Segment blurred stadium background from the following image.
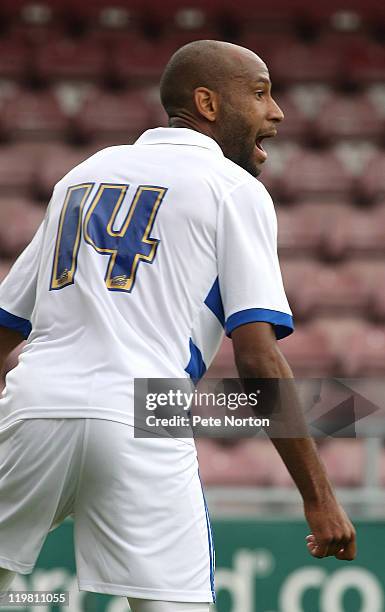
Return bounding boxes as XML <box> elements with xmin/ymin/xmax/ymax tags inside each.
<box><xmin>0</xmin><ymin>0</ymin><xmax>384</xmax><ymax>610</ymax></box>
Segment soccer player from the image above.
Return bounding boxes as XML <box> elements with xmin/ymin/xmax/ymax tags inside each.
<box><xmin>0</xmin><ymin>40</ymin><xmax>355</xmax><ymax>611</ymax></box>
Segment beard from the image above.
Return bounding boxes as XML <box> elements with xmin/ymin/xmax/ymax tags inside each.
<box><xmin>215</xmin><ymin>102</ymin><xmax>261</xmax><ymax>177</ymax></box>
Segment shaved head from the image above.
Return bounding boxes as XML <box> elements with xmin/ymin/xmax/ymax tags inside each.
<box><xmin>159</xmin><ymin>40</ymin><xmax>284</xmax><ymax>177</ymax></box>
<box><xmin>160</xmin><ymin>40</ymin><xmax>265</xmax><ymax>118</ymax></box>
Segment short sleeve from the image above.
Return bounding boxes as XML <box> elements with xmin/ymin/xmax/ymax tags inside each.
<box><xmin>217</xmin><ymin>179</ymin><xmax>294</xmax><ymax>340</ymax></box>
<box><xmin>0</xmin><ymin>222</ymin><xmax>45</xmax><ymax>339</ymax></box>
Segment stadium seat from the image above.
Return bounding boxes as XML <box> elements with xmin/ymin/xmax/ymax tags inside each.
<box><xmin>349</xmin><ymin>42</ymin><xmax>385</xmax><ymax>86</ymax></box>
<box><xmin>368</xmin><ymin>259</ymin><xmax>385</xmax><ymax>320</ymax></box>
<box><xmin>196</xmin><ymin>438</ymin><xmax>290</xmax><ymax>486</ymax></box>
<box><xmin>74</xmin><ymin>89</ymin><xmax>152</xmax><ymax>143</ymax></box>
<box><xmin>358</xmin><ymin>152</ymin><xmax>385</xmax><ymax>203</ymax></box>
<box><xmin>277</xmin><ymin>201</ymin><xmax>351</xmax><ymax>258</ymax></box>
<box><xmin>140</xmin><ymin>0</ymin><xmax>224</xmax><ymax>29</ymax></box>
<box><xmin>313</xmin><ymin>93</ymin><xmax>384</xmax><ymax>143</ymax></box>
<box><xmin>371</xmin><ymin>285</ymin><xmax>385</xmax><ymax>322</ymax></box>
<box><xmin>0</xmin><ymin>198</ymin><xmax>45</xmax><ymax>257</ymax></box>
<box><xmin>263</xmin><ymin>444</ymin><xmax>293</xmax><ymax>487</ymax></box>
<box><xmin>146</xmin><ymin>94</ymin><xmax>168</xmax><ymax>129</ymax></box>
<box><xmin>272</xmin><ymin>92</ymin><xmax>311</xmax><ymax>142</ymax></box>
<box><xmin>111</xmin><ymin>37</ymin><xmax>179</xmax><ymax>83</ymax></box>
<box><xmin>267</xmin><ymin>40</ymin><xmax>343</xmax><ymax>86</ymax></box>
<box><xmin>238</xmin><ymin>32</ymin><xmax>290</xmax><ymax>61</ymax></box>
<box><xmin>340</xmin><ymin>324</ymin><xmax>385</xmax><ymax>376</ymax></box>
<box><xmin>196</xmin><ymin>439</ymin><xmax>253</xmax><ymax>486</ymax></box>
<box><xmin>281</xmin><ymin>259</ymin><xmax>320</xmax><ymax>311</ymax></box>
<box><xmin>326</xmin><ymin>204</ymin><xmax>385</xmax><ymax>259</ymax></box>
<box><xmin>319</xmin><ymin>440</ymin><xmax>365</xmax><ymax>487</ymax></box>
<box><xmin>280</xmin><ymin>149</ymin><xmax>354</xmax><ymax>201</ymax></box>
<box><xmin>34</xmin><ymin>36</ymin><xmax>107</xmax><ymax>82</ymax></box>
<box><xmin>0</xmin><ymin>89</ymin><xmax>70</xmax><ymax>141</ymax></box>
<box><xmin>0</xmin><ymin>36</ymin><xmax>29</xmax><ymax>79</ymax></box>
<box><xmin>0</xmin><ymin>145</ymin><xmax>37</xmax><ymax>196</ymax></box>
<box><xmin>62</xmin><ymin>0</ymin><xmax>143</xmax><ymax>32</ymax></box>
<box><xmin>311</xmin><ymin>315</ymin><xmax>369</xmax><ymax>358</ymax></box>
<box><xmin>206</xmin><ymin>337</ymin><xmax>237</xmax><ymax>378</ymax></box>
<box><xmin>286</xmin><ymin>261</ymin><xmax>374</xmax><ymax>319</ymax></box>
<box><xmin>256</xmin><ymin>166</ymin><xmax>282</xmax><ymax>200</ymax></box>
<box><xmin>279</xmin><ymin>323</ymin><xmax>338</xmax><ymax>377</ymax></box>
<box><xmin>36</xmin><ymin>145</ymin><xmax>94</xmax><ymax>198</ymax></box>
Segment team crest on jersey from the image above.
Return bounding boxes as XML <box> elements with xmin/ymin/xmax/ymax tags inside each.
<box><xmin>58</xmin><ymin>269</ymin><xmax>69</xmax><ymax>283</ymax></box>
<box><xmin>110</xmin><ymin>275</ymin><xmax>128</xmax><ymax>287</ymax></box>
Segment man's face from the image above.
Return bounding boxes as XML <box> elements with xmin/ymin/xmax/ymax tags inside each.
<box><xmin>214</xmin><ymin>57</ymin><xmax>284</xmax><ymax>177</ymax></box>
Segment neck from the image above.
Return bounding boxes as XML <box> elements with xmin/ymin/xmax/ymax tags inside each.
<box><xmin>168</xmin><ymin>114</ymin><xmax>219</xmax><ymax>144</ymax></box>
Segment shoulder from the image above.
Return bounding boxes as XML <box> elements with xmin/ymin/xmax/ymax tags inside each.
<box><xmin>199</xmin><ymin>153</ymin><xmax>273</xmax><ymax>211</ymax></box>
<box><xmin>220</xmin><ymin>162</ymin><xmax>275</xmax><ymax>218</ymax></box>
<box><xmin>219</xmin><ymin>157</ymin><xmax>272</xmax><ymax>201</ymax></box>
<box><xmin>54</xmin><ymin>145</ymin><xmax>132</xmax><ymax>189</ymax></box>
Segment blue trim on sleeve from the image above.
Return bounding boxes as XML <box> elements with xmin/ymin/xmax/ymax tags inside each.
<box><xmin>204</xmin><ymin>277</ymin><xmax>225</xmax><ymax>327</ymax></box>
<box><xmin>226</xmin><ymin>308</ymin><xmax>294</xmax><ymax>340</ymax></box>
<box><xmin>0</xmin><ymin>308</ymin><xmax>32</xmax><ymax>339</ymax></box>
<box><xmin>184</xmin><ymin>338</ymin><xmax>207</xmax><ymax>384</ymax></box>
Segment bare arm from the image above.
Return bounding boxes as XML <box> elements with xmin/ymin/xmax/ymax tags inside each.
<box><xmin>232</xmin><ymin>321</ymin><xmax>356</xmax><ymax>561</ymax></box>
<box><xmin>0</xmin><ymin>327</ymin><xmax>24</xmax><ymax>376</ymax></box>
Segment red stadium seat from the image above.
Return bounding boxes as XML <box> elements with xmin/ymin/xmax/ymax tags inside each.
<box><xmin>267</xmin><ymin>40</ymin><xmax>343</xmax><ymax>86</ymax></box>
<box><xmin>285</xmin><ymin>261</ymin><xmax>373</xmax><ymax>319</ymax></box>
<box><xmin>368</xmin><ymin>259</ymin><xmax>385</xmax><ymax>320</ymax></box>
<box><xmin>147</xmin><ymin>96</ymin><xmax>168</xmax><ymax>129</ymax></box>
<box><xmin>371</xmin><ymin>285</ymin><xmax>385</xmax><ymax>323</ymax></box>
<box><xmin>358</xmin><ymin>152</ymin><xmax>385</xmax><ymax>203</ymax></box>
<box><xmin>111</xmin><ymin>37</ymin><xmax>178</xmax><ymax>83</ymax></box>
<box><xmin>272</xmin><ymin>93</ymin><xmax>311</xmax><ymax>142</ymax></box>
<box><xmin>0</xmin><ymin>89</ymin><xmax>69</xmax><ymax>141</ymax></box>
<box><xmin>326</xmin><ymin>204</ymin><xmax>385</xmax><ymax>259</ymax></box>
<box><xmin>0</xmin><ymin>198</ymin><xmax>45</xmax><ymax>257</ymax></box>
<box><xmin>0</xmin><ymin>145</ymin><xmax>37</xmax><ymax>196</ymax></box>
<box><xmin>196</xmin><ymin>438</ymin><xmax>290</xmax><ymax>487</ymax></box>
<box><xmin>139</xmin><ymin>0</ymin><xmax>224</xmax><ymax>28</ymax></box>
<box><xmin>349</xmin><ymin>42</ymin><xmax>385</xmax><ymax>86</ymax></box>
<box><xmin>34</xmin><ymin>36</ymin><xmax>107</xmax><ymax>82</ymax></box>
<box><xmin>74</xmin><ymin>89</ymin><xmax>152</xmax><ymax>143</ymax></box>
<box><xmin>280</xmin><ymin>323</ymin><xmax>338</xmax><ymax>377</ymax></box>
<box><xmin>280</xmin><ymin>149</ymin><xmax>354</xmax><ymax>201</ymax></box>
<box><xmin>319</xmin><ymin>440</ymin><xmax>364</xmax><ymax>487</ymax></box>
<box><xmin>340</xmin><ymin>325</ymin><xmax>385</xmax><ymax>376</ymax></box>
<box><xmin>277</xmin><ymin>201</ymin><xmax>351</xmax><ymax>258</ymax></box>
<box><xmin>206</xmin><ymin>337</ymin><xmax>237</xmax><ymax>378</ymax></box>
<box><xmin>0</xmin><ymin>36</ymin><xmax>28</xmax><ymax>79</ymax></box>
<box><xmin>36</xmin><ymin>145</ymin><xmax>94</xmax><ymax>198</ymax></box>
<box><xmin>311</xmin><ymin>316</ymin><xmax>368</xmax><ymax>357</ymax></box>
<box><xmin>313</xmin><ymin>93</ymin><xmax>384</xmax><ymax>143</ymax></box>
<box><xmin>281</xmin><ymin>259</ymin><xmax>321</xmax><ymax>312</ymax></box>
<box><xmin>256</xmin><ymin>166</ymin><xmax>282</xmax><ymax>200</ymax></box>
<box><xmin>196</xmin><ymin>439</ymin><xmax>250</xmax><ymax>486</ymax></box>
<box><xmin>238</xmin><ymin>32</ymin><xmax>284</xmax><ymax>62</ymax></box>
<box><xmin>283</xmin><ymin>259</ymin><xmax>379</xmax><ymax>319</ymax></box>
<box><xmin>63</xmin><ymin>0</ymin><xmax>143</xmax><ymax>31</ymax></box>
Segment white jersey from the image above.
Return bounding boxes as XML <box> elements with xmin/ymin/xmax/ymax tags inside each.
<box><xmin>0</xmin><ymin>128</ymin><xmax>293</xmax><ymax>427</ymax></box>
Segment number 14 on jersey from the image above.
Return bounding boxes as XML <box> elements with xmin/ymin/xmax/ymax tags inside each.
<box><xmin>50</xmin><ymin>182</ymin><xmax>167</xmax><ymax>293</ymax></box>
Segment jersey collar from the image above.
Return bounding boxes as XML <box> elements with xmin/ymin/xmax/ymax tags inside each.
<box><xmin>134</xmin><ymin>127</ymin><xmax>224</xmax><ymax>156</ymax></box>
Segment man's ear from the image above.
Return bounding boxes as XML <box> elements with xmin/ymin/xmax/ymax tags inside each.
<box><xmin>193</xmin><ymin>87</ymin><xmax>219</xmax><ymax>122</ymax></box>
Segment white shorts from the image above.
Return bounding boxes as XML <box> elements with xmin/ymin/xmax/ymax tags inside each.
<box><xmin>0</xmin><ymin>419</ymin><xmax>215</xmax><ymax>603</ymax></box>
